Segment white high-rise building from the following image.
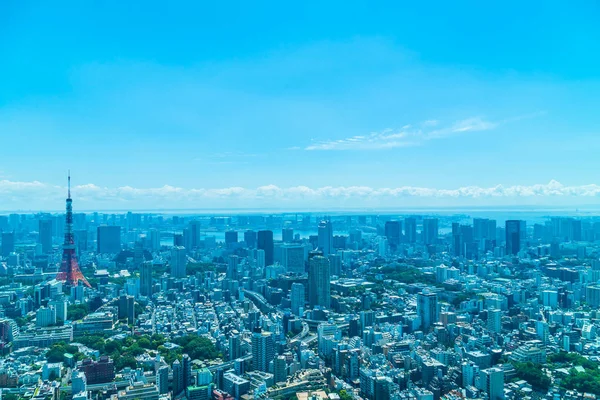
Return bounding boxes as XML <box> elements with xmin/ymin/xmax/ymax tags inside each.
<box><xmin>49</xmin><ymin>298</ymin><xmax>68</xmax><ymax>322</ymax></box>
<box><xmin>36</xmin><ymin>306</ymin><xmax>57</xmax><ymax>327</ymax></box>
<box><xmin>487</xmin><ymin>309</ymin><xmax>502</xmax><ymax>333</ymax></box>
<box><xmin>318</xmin><ymin>220</ymin><xmax>333</xmax><ymax>256</ymax></box>
<box><xmin>291</xmin><ymin>283</ymin><xmax>305</xmax><ymax>316</ymax></box>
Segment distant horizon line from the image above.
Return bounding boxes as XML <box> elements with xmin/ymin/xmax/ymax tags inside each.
<box><xmin>1</xmin><ymin>205</ymin><xmax>600</xmax><ymax>216</ymax></box>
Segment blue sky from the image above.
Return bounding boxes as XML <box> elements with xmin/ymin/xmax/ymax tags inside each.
<box><xmin>1</xmin><ymin>1</ymin><xmax>600</xmax><ymax>210</ymax></box>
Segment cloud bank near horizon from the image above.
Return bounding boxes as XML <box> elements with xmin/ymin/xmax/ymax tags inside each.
<box><xmin>1</xmin><ymin>179</ymin><xmax>600</xmax><ymax>211</ymax></box>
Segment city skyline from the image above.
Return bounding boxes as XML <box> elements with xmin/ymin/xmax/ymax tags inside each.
<box><xmin>2</xmin><ymin>2</ymin><xmax>600</xmax><ymax>210</ymax></box>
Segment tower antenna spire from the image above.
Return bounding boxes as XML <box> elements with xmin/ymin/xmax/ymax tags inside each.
<box><xmin>68</xmin><ymin>170</ymin><xmax>71</xmax><ymax>199</ymax></box>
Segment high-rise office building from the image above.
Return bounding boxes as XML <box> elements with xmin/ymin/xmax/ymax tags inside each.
<box><xmin>404</xmin><ymin>217</ymin><xmax>417</xmax><ymax>244</ymax></box>
<box><xmin>282</xmin><ymin>244</ymin><xmax>305</xmax><ymax>274</ymax></box>
<box><xmin>291</xmin><ymin>282</ymin><xmax>305</xmax><ymax>316</ymax></box>
<box><xmin>229</xmin><ymin>333</ymin><xmax>241</xmax><ymax>361</ymax></box>
<box><xmin>182</xmin><ymin>354</ymin><xmax>193</xmax><ymax>388</ymax></box>
<box><xmin>140</xmin><ymin>261</ymin><xmax>153</xmax><ymax>297</ymax></box>
<box><xmin>173</xmin><ymin>359</ymin><xmax>184</xmax><ymax>396</ymax></box>
<box><xmin>225</xmin><ymin>231</ymin><xmax>238</xmax><ymax>247</ymax></box>
<box><xmin>97</xmin><ymin>226</ymin><xmax>121</xmax><ymax>254</ymax></box>
<box><xmin>157</xmin><ymin>366</ymin><xmax>169</xmax><ymax>394</ymax></box>
<box><xmin>309</xmin><ymin>256</ymin><xmax>331</xmax><ymax>309</ymax></box>
<box><xmin>317</xmin><ymin>220</ymin><xmax>333</xmax><ymax>256</ymax></box>
<box><xmin>150</xmin><ymin>229</ymin><xmax>160</xmax><ymax>251</ymax></box>
<box><xmin>171</xmin><ymin>246</ymin><xmax>187</xmax><ymax>278</ymax></box>
<box><xmin>417</xmin><ymin>292</ymin><xmax>438</xmax><ymax>331</ymax></box>
<box><xmin>422</xmin><ymin>218</ymin><xmax>438</xmax><ymax>245</ymax></box>
<box><xmin>1</xmin><ymin>231</ymin><xmax>15</xmax><ymax>258</ymax></box>
<box><xmin>227</xmin><ymin>255</ymin><xmax>239</xmax><ymax>280</ymax></box>
<box><xmin>505</xmin><ymin>220</ymin><xmax>521</xmax><ymax>255</ymax></box>
<box><xmin>39</xmin><ymin>219</ymin><xmax>53</xmax><ymax>254</ymax></box>
<box><xmin>189</xmin><ymin>220</ymin><xmax>202</xmax><ymax>249</ymax></box>
<box><xmin>118</xmin><ymin>294</ymin><xmax>135</xmax><ymax>324</ymax></box>
<box><xmin>244</xmin><ymin>230</ymin><xmax>257</xmax><ymax>248</ymax></box>
<box><xmin>273</xmin><ymin>355</ymin><xmax>287</xmax><ymax>383</ymax></box>
<box><xmin>487</xmin><ymin>308</ymin><xmax>502</xmax><ymax>333</ymax></box>
<box><xmin>384</xmin><ymin>221</ymin><xmax>402</xmax><ymax>248</ymax></box>
<box><xmin>282</xmin><ymin>228</ymin><xmax>294</xmax><ymax>243</ymax></box>
<box><xmin>36</xmin><ymin>306</ymin><xmax>57</xmax><ymax>327</ymax></box>
<box><xmin>257</xmin><ymin>230</ymin><xmax>274</xmax><ymax>266</ymax></box>
<box><xmin>251</xmin><ymin>329</ymin><xmax>275</xmax><ymax>372</ymax></box>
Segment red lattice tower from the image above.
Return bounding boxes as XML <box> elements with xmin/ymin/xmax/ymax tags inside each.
<box><xmin>56</xmin><ymin>173</ymin><xmax>91</xmax><ymax>288</ymax></box>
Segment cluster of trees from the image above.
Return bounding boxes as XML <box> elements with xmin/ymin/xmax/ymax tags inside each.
<box><xmin>45</xmin><ymin>342</ymin><xmax>86</xmax><ymax>363</ymax></box>
<box><xmin>548</xmin><ymin>352</ymin><xmax>600</xmax><ymax>395</ymax></box>
<box><xmin>548</xmin><ymin>352</ymin><xmax>598</xmax><ymax>369</ymax></box>
<box><xmin>67</xmin><ymin>304</ymin><xmax>90</xmax><ymax>321</ymax></box>
<box><xmin>372</xmin><ymin>264</ymin><xmax>436</xmax><ymax>285</ymax></box>
<box><xmin>65</xmin><ymin>333</ymin><xmax>219</xmax><ymax>371</ymax></box>
<box><xmin>513</xmin><ymin>362</ymin><xmax>551</xmax><ymax>391</ymax></box>
<box><xmin>338</xmin><ymin>390</ymin><xmax>353</xmax><ymax>400</ymax></box>
<box><xmin>561</xmin><ymin>368</ymin><xmax>600</xmax><ymax>395</ymax></box>
<box><xmin>158</xmin><ymin>335</ymin><xmax>220</xmax><ymax>364</ymax></box>
<box><xmin>186</xmin><ymin>262</ymin><xmax>216</xmax><ymax>276</ymax></box>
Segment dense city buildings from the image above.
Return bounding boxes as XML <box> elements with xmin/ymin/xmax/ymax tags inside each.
<box><xmin>4</xmin><ymin>194</ymin><xmax>600</xmax><ymax>400</ymax></box>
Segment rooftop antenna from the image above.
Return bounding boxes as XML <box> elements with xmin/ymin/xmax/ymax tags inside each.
<box><xmin>68</xmin><ymin>170</ymin><xmax>71</xmax><ymax>199</ymax></box>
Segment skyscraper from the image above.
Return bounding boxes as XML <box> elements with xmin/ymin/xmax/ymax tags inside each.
<box><xmin>182</xmin><ymin>354</ymin><xmax>193</xmax><ymax>388</ymax></box>
<box><xmin>39</xmin><ymin>219</ymin><xmax>53</xmax><ymax>254</ymax></box>
<box><xmin>282</xmin><ymin>228</ymin><xmax>294</xmax><ymax>243</ymax></box>
<box><xmin>225</xmin><ymin>231</ymin><xmax>238</xmax><ymax>247</ymax></box>
<box><xmin>189</xmin><ymin>220</ymin><xmax>202</xmax><ymax>249</ymax></box>
<box><xmin>227</xmin><ymin>255</ymin><xmax>239</xmax><ymax>280</ymax></box>
<box><xmin>417</xmin><ymin>292</ymin><xmax>438</xmax><ymax>331</ymax></box>
<box><xmin>172</xmin><ymin>359</ymin><xmax>184</xmax><ymax>396</ymax></box>
<box><xmin>140</xmin><ymin>261</ymin><xmax>153</xmax><ymax>297</ymax></box>
<box><xmin>171</xmin><ymin>246</ymin><xmax>187</xmax><ymax>278</ymax></box>
<box><xmin>251</xmin><ymin>328</ymin><xmax>275</xmax><ymax>372</ymax></box>
<box><xmin>282</xmin><ymin>244</ymin><xmax>305</xmax><ymax>274</ymax></box>
<box><xmin>487</xmin><ymin>308</ymin><xmax>502</xmax><ymax>333</ymax></box>
<box><xmin>157</xmin><ymin>366</ymin><xmax>169</xmax><ymax>394</ymax></box>
<box><xmin>244</xmin><ymin>230</ymin><xmax>257</xmax><ymax>248</ymax></box>
<box><xmin>317</xmin><ymin>220</ymin><xmax>333</xmax><ymax>256</ymax></box>
<box><xmin>422</xmin><ymin>218</ymin><xmax>439</xmax><ymax>245</ymax></box>
<box><xmin>273</xmin><ymin>355</ymin><xmax>287</xmax><ymax>383</ymax></box>
<box><xmin>309</xmin><ymin>255</ymin><xmax>331</xmax><ymax>309</ymax></box>
<box><xmin>149</xmin><ymin>229</ymin><xmax>160</xmax><ymax>251</ymax></box>
<box><xmin>291</xmin><ymin>282</ymin><xmax>305</xmax><ymax>316</ymax></box>
<box><xmin>505</xmin><ymin>220</ymin><xmax>521</xmax><ymax>255</ymax></box>
<box><xmin>1</xmin><ymin>231</ymin><xmax>15</xmax><ymax>257</ymax></box>
<box><xmin>384</xmin><ymin>220</ymin><xmax>401</xmax><ymax>249</ymax></box>
<box><xmin>118</xmin><ymin>294</ymin><xmax>135</xmax><ymax>324</ymax></box>
<box><xmin>257</xmin><ymin>230</ymin><xmax>274</xmax><ymax>266</ymax></box>
<box><xmin>404</xmin><ymin>217</ymin><xmax>417</xmax><ymax>244</ymax></box>
<box><xmin>97</xmin><ymin>225</ymin><xmax>121</xmax><ymax>254</ymax></box>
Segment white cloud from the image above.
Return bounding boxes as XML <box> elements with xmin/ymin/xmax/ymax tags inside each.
<box><xmin>305</xmin><ymin>116</ymin><xmax>497</xmax><ymax>151</ymax></box>
<box><xmin>1</xmin><ymin>179</ymin><xmax>600</xmax><ymax>210</ymax></box>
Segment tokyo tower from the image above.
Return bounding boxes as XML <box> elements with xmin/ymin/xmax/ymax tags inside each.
<box><xmin>56</xmin><ymin>173</ymin><xmax>91</xmax><ymax>288</ymax></box>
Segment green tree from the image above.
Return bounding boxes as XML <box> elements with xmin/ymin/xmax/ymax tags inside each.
<box><xmin>513</xmin><ymin>362</ymin><xmax>551</xmax><ymax>391</ymax></box>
